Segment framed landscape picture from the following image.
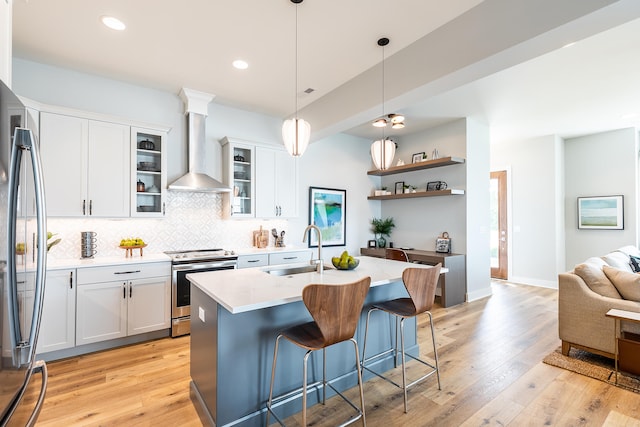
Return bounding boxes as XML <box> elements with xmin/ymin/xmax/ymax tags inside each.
<box><xmin>577</xmin><ymin>195</ymin><xmax>624</xmax><ymax>230</ymax></box>
<box><xmin>308</xmin><ymin>187</ymin><xmax>346</xmax><ymax>247</ymax></box>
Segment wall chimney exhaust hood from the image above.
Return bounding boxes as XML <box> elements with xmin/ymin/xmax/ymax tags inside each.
<box><xmin>168</xmin><ymin>88</ymin><xmax>231</xmax><ymax>193</ymax></box>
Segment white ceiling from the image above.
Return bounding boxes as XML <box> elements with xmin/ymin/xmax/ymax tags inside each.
<box><xmin>11</xmin><ymin>0</ymin><xmax>640</xmax><ymax>145</ymax></box>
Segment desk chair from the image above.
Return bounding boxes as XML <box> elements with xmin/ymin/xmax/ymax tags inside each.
<box><xmin>360</xmin><ymin>265</ymin><xmax>441</xmax><ymax>413</ymax></box>
<box><xmin>385</xmin><ymin>248</ymin><xmax>409</xmax><ymax>262</ymax></box>
<box><xmin>267</xmin><ymin>277</ymin><xmax>371</xmax><ymax>426</ymax></box>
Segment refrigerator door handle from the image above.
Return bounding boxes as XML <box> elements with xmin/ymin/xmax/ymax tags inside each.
<box><xmin>25</xmin><ymin>360</ymin><xmax>48</xmax><ymax>427</ymax></box>
<box><xmin>7</xmin><ymin>128</ymin><xmax>48</xmax><ymax>367</ymax></box>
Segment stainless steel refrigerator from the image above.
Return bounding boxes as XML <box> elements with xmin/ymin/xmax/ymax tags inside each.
<box><xmin>0</xmin><ymin>79</ymin><xmax>48</xmax><ymax>426</ymax></box>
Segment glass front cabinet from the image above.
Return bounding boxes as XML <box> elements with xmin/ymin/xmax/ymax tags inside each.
<box><xmin>220</xmin><ymin>137</ymin><xmax>255</xmax><ymax>218</ymax></box>
<box><xmin>131</xmin><ymin>127</ymin><xmax>168</xmax><ymax>217</ymax></box>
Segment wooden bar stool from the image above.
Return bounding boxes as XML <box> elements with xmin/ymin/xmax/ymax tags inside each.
<box><xmin>266</xmin><ymin>277</ymin><xmax>371</xmax><ymax>427</ymax></box>
<box><xmin>360</xmin><ymin>265</ymin><xmax>441</xmax><ymax>413</ymax></box>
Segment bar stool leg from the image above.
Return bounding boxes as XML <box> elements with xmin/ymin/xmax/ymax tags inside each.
<box><xmin>302</xmin><ymin>350</ymin><xmax>312</xmax><ymax>426</ymax></box>
<box><xmin>351</xmin><ymin>338</ymin><xmax>367</xmax><ymax>427</ymax></box>
<box><xmin>323</xmin><ymin>348</ymin><xmax>327</xmax><ymax>405</ymax></box>
<box><xmin>427</xmin><ymin>311</ymin><xmax>441</xmax><ymax>390</ymax></box>
<box><xmin>400</xmin><ymin>317</ymin><xmax>408</xmax><ymax>413</ymax></box>
<box><xmin>394</xmin><ymin>316</ymin><xmax>400</xmax><ymax>368</ymax></box>
<box><xmin>267</xmin><ymin>335</ymin><xmax>283</xmax><ymax>427</ymax></box>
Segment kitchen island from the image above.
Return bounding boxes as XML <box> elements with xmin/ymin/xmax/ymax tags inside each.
<box><xmin>188</xmin><ymin>256</ymin><xmax>444</xmax><ymax>427</ymax></box>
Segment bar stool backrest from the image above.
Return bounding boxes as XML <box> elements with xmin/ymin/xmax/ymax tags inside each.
<box><xmin>403</xmin><ymin>265</ymin><xmax>441</xmax><ymax>313</ymax></box>
<box><xmin>385</xmin><ymin>248</ymin><xmax>409</xmax><ymax>262</ymax></box>
<box><xmin>302</xmin><ymin>277</ymin><xmax>372</xmax><ymax>347</ymax></box>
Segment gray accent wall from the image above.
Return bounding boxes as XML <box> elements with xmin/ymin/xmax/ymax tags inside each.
<box><xmin>564</xmin><ymin>127</ymin><xmax>638</xmax><ymax>268</ymax></box>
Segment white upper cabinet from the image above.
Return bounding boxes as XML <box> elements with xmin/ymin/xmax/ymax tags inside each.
<box><xmin>87</xmin><ymin>120</ymin><xmax>130</xmax><ymax>217</ymax></box>
<box><xmin>255</xmin><ymin>146</ymin><xmax>297</xmax><ymax>218</ymax></box>
<box><xmin>40</xmin><ymin>112</ymin><xmax>130</xmax><ymax>217</ymax></box>
<box><xmin>221</xmin><ymin>137</ymin><xmax>298</xmax><ymax>219</ymax></box>
<box><xmin>39</xmin><ymin>112</ymin><xmax>87</xmax><ymax>217</ymax></box>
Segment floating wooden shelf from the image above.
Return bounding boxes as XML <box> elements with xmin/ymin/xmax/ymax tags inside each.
<box><xmin>367</xmin><ymin>156</ymin><xmax>465</xmax><ymax>176</ymax></box>
<box><xmin>367</xmin><ymin>189</ymin><xmax>464</xmax><ymax>200</ymax></box>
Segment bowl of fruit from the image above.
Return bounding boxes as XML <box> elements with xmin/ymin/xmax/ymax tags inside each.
<box><xmin>331</xmin><ymin>251</ymin><xmax>359</xmax><ymax>270</ymax></box>
<box><xmin>119</xmin><ymin>237</ymin><xmax>147</xmax><ymax>257</ymax></box>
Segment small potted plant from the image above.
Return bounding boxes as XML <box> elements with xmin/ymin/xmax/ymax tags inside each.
<box><xmin>371</xmin><ymin>217</ymin><xmax>395</xmax><ymax>248</ymax></box>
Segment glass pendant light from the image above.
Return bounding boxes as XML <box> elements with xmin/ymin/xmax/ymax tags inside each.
<box><xmin>282</xmin><ymin>0</ymin><xmax>310</xmax><ymax>157</ymax></box>
<box><xmin>370</xmin><ymin>37</ymin><xmax>395</xmax><ymax>170</ymax></box>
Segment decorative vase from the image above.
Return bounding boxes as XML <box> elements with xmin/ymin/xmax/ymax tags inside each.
<box><xmin>377</xmin><ymin>236</ymin><xmax>387</xmax><ymax>248</ymax></box>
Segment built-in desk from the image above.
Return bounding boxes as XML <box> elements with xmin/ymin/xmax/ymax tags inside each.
<box><xmin>360</xmin><ymin>247</ymin><xmax>466</xmax><ymax>307</ymax></box>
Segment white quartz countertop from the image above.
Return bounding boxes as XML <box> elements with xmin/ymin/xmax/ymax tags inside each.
<box><xmin>233</xmin><ymin>246</ymin><xmax>312</xmax><ymax>256</ymax></box>
<box><xmin>187</xmin><ymin>256</ymin><xmax>447</xmax><ymax>314</ymax></box>
<box><xmin>15</xmin><ymin>253</ymin><xmax>171</xmax><ymax>272</ymax></box>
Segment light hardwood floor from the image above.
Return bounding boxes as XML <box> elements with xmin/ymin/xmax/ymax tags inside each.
<box><xmin>23</xmin><ymin>281</ymin><xmax>640</xmax><ymax>426</ymax></box>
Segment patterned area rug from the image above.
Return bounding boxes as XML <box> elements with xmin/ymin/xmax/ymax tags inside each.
<box><xmin>543</xmin><ymin>347</ymin><xmax>640</xmax><ymax>393</ymax></box>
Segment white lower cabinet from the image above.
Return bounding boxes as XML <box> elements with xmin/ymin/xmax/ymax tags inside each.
<box><xmin>237</xmin><ymin>254</ymin><xmax>269</xmax><ymax>268</ymax></box>
<box><xmin>76</xmin><ymin>280</ymin><xmax>128</xmax><ymax>345</ymax></box>
<box><xmin>127</xmin><ymin>277</ymin><xmax>171</xmax><ymax>335</ymax></box>
<box><xmin>237</xmin><ymin>250</ymin><xmax>312</xmax><ymax>269</ymax></box>
<box><xmin>76</xmin><ymin>262</ymin><xmax>170</xmax><ymax>346</ymax></box>
<box><xmin>269</xmin><ymin>251</ymin><xmax>312</xmax><ymax>265</ymax></box>
<box><xmin>37</xmin><ymin>269</ymin><xmax>76</xmax><ymax>354</ymax></box>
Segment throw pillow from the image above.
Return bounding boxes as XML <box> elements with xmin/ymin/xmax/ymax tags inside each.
<box><xmin>602</xmin><ymin>251</ymin><xmax>633</xmax><ymax>272</ymax></box>
<box><xmin>618</xmin><ymin>245</ymin><xmax>640</xmax><ymax>258</ymax></box>
<box><xmin>602</xmin><ymin>266</ymin><xmax>640</xmax><ymax>301</ymax></box>
<box><xmin>630</xmin><ymin>255</ymin><xmax>640</xmax><ymax>273</ymax></box>
<box><xmin>574</xmin><ymin>258</ymin><xmax>622</xmax><ymax>299</ymax></box>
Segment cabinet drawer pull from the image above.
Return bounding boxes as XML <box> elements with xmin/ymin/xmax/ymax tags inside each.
<box><xmin>129</xmin><ymin>282</ymin><xmax>132</xmax><ymax>298</ymax></box>
<box><xmin>283</xmin><ymin>256</ymin><xmax>297</xmax><ymax>260</ymax></box>
<box><xmin>89</xmin><ymin>200</ymin><xmax>93</xmax><ymax>215</ymax></box>
<box><xmin>123</xmin><ymin>283</ymin><xmax>126</xmax><ymax>299</ymax></box>
<box><xmin>70</xmin><ymin>271</ymin><xmax>73</xmax><ymax>289</ymax></box>
<box><xmin>114</xmin><ymin>270</ymin><xmax>141</xmax><ymax>275</ymax></box>
<box><xmin>247</xmin><ymin>259</ymin><xmax>261</xmax><ymax>263</ymax></box>
<box><xmin>82</xmin><ymin>199</ymin><xmax>86</xmax><ymax>215</ymax></box>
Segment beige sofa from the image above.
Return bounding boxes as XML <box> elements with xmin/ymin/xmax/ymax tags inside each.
<box><xmin>559</xmin><ymin>245</ymin><xmax>640</xmax><ymax>358</ymax></box>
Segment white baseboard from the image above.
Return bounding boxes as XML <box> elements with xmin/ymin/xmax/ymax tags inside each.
<box><xmin>506</xmin><ymin>275</ymin><xmax>558</xmax><ymax>289</ymax></box>
<box><xmin>467</xmin><ymin>286</ymin><xmax>493</xmax><ymax>302</ymax></box>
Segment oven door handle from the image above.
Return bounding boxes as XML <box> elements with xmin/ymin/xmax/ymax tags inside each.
<box><xmin>172</xmin><ymin>261</ymin><xmax>237</xmax><ymax>272</ymax></box>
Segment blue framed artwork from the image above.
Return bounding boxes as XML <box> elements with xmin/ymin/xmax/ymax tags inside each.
<box><xmin>308</xmin><ymin>187</ymin><xmax>346</xmax><ymax>247</ymax></box>
<box><xmin>577</xmin><ymin>195</ymin><xmax>624</xmax><ymax>230</ymax></box>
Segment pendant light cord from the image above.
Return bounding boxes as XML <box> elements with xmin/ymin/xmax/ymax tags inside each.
<box><xmin>294</xmin><ymin>3</ymin><xmax>299</xmax><ymax>121</ymax></box>
<box><xmin>381</xmin><ymin>41</ymin><xmax>385</xmax><ymax>139</ymax></box>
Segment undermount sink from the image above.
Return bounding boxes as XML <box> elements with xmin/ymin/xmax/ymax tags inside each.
<box><xmin>264</xmin><ymin>264</ymin><xmax>331</xmax><ymax>276</ymax></box>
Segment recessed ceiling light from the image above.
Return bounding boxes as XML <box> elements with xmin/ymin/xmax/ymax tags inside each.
<box><xmin>101</xmin><ymin>15</ymin><xmax>126</xmax><ymax>31</ymax></box>
<box><xmin>232</xmin><ymin>60</ymin><xmax>249</xmax><ymax>70</ymax></box>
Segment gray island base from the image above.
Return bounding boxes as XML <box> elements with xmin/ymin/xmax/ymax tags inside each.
<box><xmin>188</xmin><ymin>256</ymin><xmax>445</xmax><ymax>426</ymax></box>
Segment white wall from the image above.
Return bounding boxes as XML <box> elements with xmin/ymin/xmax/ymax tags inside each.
<box><xmin>0</xmin><ymin>0</ymin><xmax>11</xmax><ymax>85</ymax></box>
<box><xmin>564</xmin><ymin>128</ymin><xmax>638</xmax><ymax>268</ymax></box>
<box><xmin>465</xmin><ymin>118</ymin><xmax>491</xmax><ymax>300</ymax></box>
<box><xmin>491</xmin><ymin>135</ymin><xmax>564</xmax><ymax>287</ymax></box>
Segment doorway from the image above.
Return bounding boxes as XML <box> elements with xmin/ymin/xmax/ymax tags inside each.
<box><xmin>490</xmin><ymin>171</ymin><xmax>508</xmax><ymax>279</ymax></box>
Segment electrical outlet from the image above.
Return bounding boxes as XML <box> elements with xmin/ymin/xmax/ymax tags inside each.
<box><xmin>199</xmin><ymin>306</ymin><xmax>205</xmax><ymax>322</ymax></box>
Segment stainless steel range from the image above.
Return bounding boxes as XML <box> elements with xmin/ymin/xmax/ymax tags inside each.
<box><xmin>165</xmin><ymin>249</ymin><xmax>238</xmax><ymax>337</ymax></box>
